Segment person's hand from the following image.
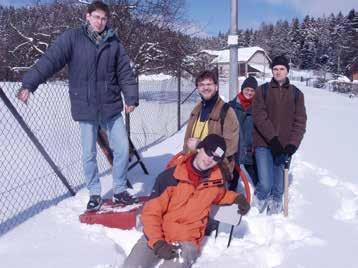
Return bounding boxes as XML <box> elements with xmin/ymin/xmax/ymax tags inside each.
<box><xmin>125</xmin><ymin>105</ymin><xmax>135</xmax><ymax>113</ymax></box>
<box><xmin>284</xmin><ymin>144</ymin><xmax>297</xmax><ymax>156</ymax></box>
<box><xmin>16</xmin><ymin>88</ymin><xmax>30</xmax><ymax>104</ymax></box>
<box><xmin>187</xmin><ymin>137</ymin><xmax>200</xmax><ymax>151</ymax></box>
<box><xmin>269</xmin><ymin>136</ymin><xmax>284</xmax><ymax>157</ymax></box>
<box><xmin>235</xmin><ymin>194</ymin><xmax>250</xmax><ymax>215</ymax></box>
<box><xmin>153</xmin><ymin>240</ymin><xmax>179</xmax><ymax>260</ymax></box>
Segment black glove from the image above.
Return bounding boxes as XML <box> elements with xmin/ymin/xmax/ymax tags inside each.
<box><xmin>153</xmin><ymin>240</ymin><xmax>179</xmax><ymax>260</ymax></box>
<box><xmin>269</xmin><ymin>136</ymin><xmax>284</xmax><ymax>157</ymax></box>
<box><xmin>235</xmin><ymin>194</ymin><xmax>250</xmax><ymax>215</ymax></box>
<box><xmin>284</xmin><ymin>144</ymin><xmax>297</xmax><ymax>156</ymax></box>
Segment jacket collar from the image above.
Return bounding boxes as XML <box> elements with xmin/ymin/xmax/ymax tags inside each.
<box><xmin>200</xmin><ymin>91</ymin><xmax>218</xmax><ymax>108</ymax></box>
<box><xmin>229</xmin><ymin>97</ymin><xmax>253</xmax><ymax>114</ymax></box>
<box><xmin>83</xmin><ymin>24</ymin><xmax>115</xmax><ymax>46</ymax></box>
<box><xmin>191</xmin><ymin>97</ymin><xmax>224</xmax><ymax>121</ymax></box>
<box><xmin>270</xmin><ymin>77</ymin><xmax>290</xmax><ymax>89</ymax></box>
<box><xmin>173</xmin><ymin>155</ymin><xmax>224</xmax><ymax>188</ymax></box>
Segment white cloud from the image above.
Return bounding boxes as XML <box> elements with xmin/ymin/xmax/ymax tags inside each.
<box><xmin>174</xmin><ymin>21</ymin><xmax>211</xmax><ymax>38</ymax></box>
<box><xmin>264</xmin><ymin>0</ymin><xmax>356</xmax><ymax>16</ymax></box>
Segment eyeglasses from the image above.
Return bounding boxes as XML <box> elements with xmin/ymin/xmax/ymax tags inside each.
<box><xmin>198</xmin><ymin>82</ymin><xmax>215</xmax><ymax>88</ymax></box>
<box><xmin>204</xmin><ymin>147</ymin><xmax>223</xmax><ymax>162</ymax></box>
<box><xmin>90</xmin><ymin>14</ymin><xmax>108</xmax><ymax>23</ymax></box>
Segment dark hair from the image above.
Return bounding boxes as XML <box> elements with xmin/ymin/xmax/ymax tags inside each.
<box><xmin>270</xmin><ymin>55</ymin><xmax>290</xmax><ymax>72</ymax></box>
<box><xmin>87</xmin><ymin>1</ymin><xmax>110</xmax><ymax>17</ymax></box>
<box><xmin>195</xmin><ymin>70</ymin><xmax>218</xmax><ymax>87</ymax></box>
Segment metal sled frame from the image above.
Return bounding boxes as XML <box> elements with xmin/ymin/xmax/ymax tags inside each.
<box><xmin>214</xmin><ymin>165</ymin><xmax>251</xmax><ymax>248</ymax></box>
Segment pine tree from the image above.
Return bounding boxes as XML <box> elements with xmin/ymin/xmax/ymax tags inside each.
<box><xmin>288</xmin><ymin>18</ymin><xmax>303</xmax><ymax>68</ymax></box>
<box><xmin>343</xmin><ymin>9</ymin><xmax>358</xmax><ymax>75</ymax></box>
<box><xmin>300</xmin><ymin>16</ymin><xmax>318</xmax><ymax>69</ymax></box>
<box><xmin>270</xmin><ymin>20</ymin><xmax>291</xmax><ymax>58</ymax></box>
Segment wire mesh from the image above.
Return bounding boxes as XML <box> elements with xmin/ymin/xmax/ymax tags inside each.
<box><xmin>0</xmin><ymin>75</ymin><xmax>198</xmax><ymax>236</ymax></box>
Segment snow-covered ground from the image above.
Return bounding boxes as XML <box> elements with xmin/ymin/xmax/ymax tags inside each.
<box><xmin>1</xmin><ymin>81</ymin><xmax>358</xmax><ymax>267</ymax></box>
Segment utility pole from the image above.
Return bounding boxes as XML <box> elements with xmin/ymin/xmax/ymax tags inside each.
<box><xmin>229</xmin><ymin>0</ymin><xmax>239</xmax><ymax>100</ymax></box>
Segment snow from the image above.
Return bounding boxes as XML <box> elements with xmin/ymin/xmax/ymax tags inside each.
<box><xmin>203</xmin><ymin>46</ymin><xmax>266</xmax><ymax>63</ymax></box>
<box><xmin>327</xmin><ymin>75</ymin><xmax>352</xmax><ymax>84</ymax></box>
<box><xmin>138</xmin><ymin>73</ymin><xmax>173</xmax><ymax>81</ymax></box>
<box><xmin>1</xmin><ymin>82</ymin><xmax>358</xmax><ymax>267</ymax></box>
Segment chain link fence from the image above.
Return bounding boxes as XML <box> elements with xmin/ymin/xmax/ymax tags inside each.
<box><xmin>0</xmin><ymin>76</ymin><xmax>198</xmax><ymax>236</ymax></box>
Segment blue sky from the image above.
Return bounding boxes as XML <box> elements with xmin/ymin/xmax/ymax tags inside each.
<box><xmin>1</xmin><ymin>0</ymin><xmax>356</xmax><ymax>36</ymax></box>
<box><xmin>186</xmin><ymin>0</ymin><xmax>357</xmax><ymax>35</ymax></box>
<box><xmin>186</xmin><ymin>0</ymin><xmax>301</xmax><ymax>35</ymax></box>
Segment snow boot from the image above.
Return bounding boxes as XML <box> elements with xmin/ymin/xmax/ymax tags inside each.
<box><xmin>113</xmin><ymin>191</ymin><xmax>139</xmax><ymax>206</ymax></box>
<box><xmin>267</xmin><ymin>199</ymin><xmax>283</xmax><ymax>215</ymax></box>
<box><xmin>252</xmin><ymin>194</ymin><xmax>268</xmax><ymax>213</ymax></box>
<box><xmin>86</xmin><ymin>195</ymin><xmax>102</xmax><ymax>211</ymax></box>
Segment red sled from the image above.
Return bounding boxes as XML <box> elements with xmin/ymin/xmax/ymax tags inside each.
<box><xmin>79</xmin><ymin>196</ymin><xmax>149</xmax><ymax>229</ymax></box>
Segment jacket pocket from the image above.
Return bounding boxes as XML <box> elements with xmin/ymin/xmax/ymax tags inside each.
<box><xmin>69</xmin><ymin>88</ymin><xmax>88</xmax><ymax>103</ymax></box>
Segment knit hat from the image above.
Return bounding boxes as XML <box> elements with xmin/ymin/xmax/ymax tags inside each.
<box><xmin>197</xmin><ymin>134</ymin><xmax>226</xmax><ymax>161</ymax></box>
<box><xmin>241</xmin><ymin>76</ymin><xmax>258</xmax><ymax>91</ymax></box>
<box><xmin>270</xmin><ymin>55</ymin><xmax>290</xmax><ymax>72</ymax></box>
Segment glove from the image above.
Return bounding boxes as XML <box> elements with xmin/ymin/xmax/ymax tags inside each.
<box><xmin>284</xmin><ymin>144</ymin><xmax>297</xmax><ymax>156</ymax></box>
<box><xmin>269</xmin><ymin>136</ymin><xmax>284</xmax><ymax>157</ymax></box>
<box><xmin>235</xmin><ymin>194</ymin><xmax>250</xmax><ymax>215</ymax></box>
<box><xmin>153</xmin><ymin>240</ymin><xmax>179</xmax><ymax>260</ymax></box>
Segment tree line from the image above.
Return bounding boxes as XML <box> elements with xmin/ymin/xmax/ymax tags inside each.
<box><xmin>203</xmin><ymin>9</ymin><xmax>358</xmax><ymax>77</ymax></box>
<box><xmin>0</xmin><ymin>0</ymin><xmax>206</xmax><ymax>81</ymax></box>
<box><xmin>0</xmin><ymin>1</ymin><xmax>357</xmax><ymax>81</ymax></box>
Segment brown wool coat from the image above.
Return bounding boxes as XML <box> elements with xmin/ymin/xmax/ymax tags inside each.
<box><xmin>183</xmin><ymin>97</ymin><xmax>239</xmax><ymax>172</ymax></box>
<box><xmin>252</xmin><ymin>78</ymin><xmax>307</xmax><ymax>148</ymax></box>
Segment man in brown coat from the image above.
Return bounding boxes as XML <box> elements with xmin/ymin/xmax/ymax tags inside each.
<box><xmin>252</xmin><ymin>55</ymin><xmax>307</xmax><ymax>215</ymax></box>
<box><xmin>183</xmin><ymin>70</ymin><xmax>239</xmax><ymax>175</ymax></box>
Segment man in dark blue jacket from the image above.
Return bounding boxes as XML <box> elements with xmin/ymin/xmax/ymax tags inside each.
<box><xmin>17</xmin><ymin>1</ymin><xmax>139</xmax><ymax>211</ymax></box>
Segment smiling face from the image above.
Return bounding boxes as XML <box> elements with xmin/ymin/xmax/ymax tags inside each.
<box><xmin>86</xmin><ymin>9</ymin><xmax>108</xmax><ymax>33</ymax></box>
<box><xmin>272</xmin><ymin>65</ymin><xmax>288</xmax><ymax>84</ymax></box>
<box><xmin>193</xmin><ymin>148</ymin><xmax>221</xmax><ymax>171</ymax></box>
<box><xmin>197</xmin><ymin>78</ymin><xmax>218</xmax><ymax>101</ymax></box>
<box><xmin>242</xmin><ymin>87</ymin><xmax>256</xmax><ymax>100</ymax></box>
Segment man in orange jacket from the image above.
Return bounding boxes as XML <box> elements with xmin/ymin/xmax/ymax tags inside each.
<box><xmin>123</xmin><ymin>134</ymin><xmax>250</xmax><ymax>268</ymax></box>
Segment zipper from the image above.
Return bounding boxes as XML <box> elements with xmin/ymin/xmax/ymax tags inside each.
<box><xmin>95</xmin><ymin>43</ymin><xmax>110</xmax><ymax>121</ymax></box>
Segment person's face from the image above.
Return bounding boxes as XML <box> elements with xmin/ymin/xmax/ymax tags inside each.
<box><xmin>242</xmin><ymin>87</ymin><xmax>256</xmax><ymax>100</ymax></box>
<box><xmin>272</xmin><ymin>65</ymin><xmax>288</xmax><ymax>83</ymax></box>
<box><xmin>193</xmin><ymin>148</ymin><xmax>221</xmax><ymax>171</ymax></box>
<box><xmin>86</xmin><ymin>9</ymin><xmax>108</xmax><ymax>33</ymax></box>
<box><xmin>197</xmin><ymin>78</ymin><xmax>218</xmax><ymax>101</ymax></box>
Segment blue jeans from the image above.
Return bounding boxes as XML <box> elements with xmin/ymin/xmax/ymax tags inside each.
<box><xmin>79</xmin><ymin>115</ymin><xmax>129</xmax><ymax>196</ymax></box>
<box><xmin>254</xmin><ymin>147</ymin><xmax>285</xmax><ymax>202</ymax></box>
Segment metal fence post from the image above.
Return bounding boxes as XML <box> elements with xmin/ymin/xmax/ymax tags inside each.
<box><xmin>177</xmin><ymin>68</ymin><xmax>181</xmax><ymax>131</ymax></box>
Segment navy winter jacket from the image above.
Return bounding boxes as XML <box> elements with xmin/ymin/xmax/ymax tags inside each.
<box><xmin>229</xmin><ymin>98</ymin><xmax>254</xmax><ymax>165</ymax></box>
<box><xmin>22</xmin><ymin>26</ymin><xmax>138</xmax><ymax>121</ymax></box>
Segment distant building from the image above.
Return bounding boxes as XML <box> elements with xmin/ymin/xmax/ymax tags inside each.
<box><xmin>350</xmin><ymin>58</ymin><xmax>358</xmax><ymax>81</ymax></box>
<box><xmin>202</xmin><ymin>46</ymin><xmax>271</xmax><ymax>80</ymax></box>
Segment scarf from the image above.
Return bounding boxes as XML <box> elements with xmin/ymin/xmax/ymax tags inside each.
<box><xmin>85</xmin><ymin>23</ymin><xmax>109</xmax><ymax>46</ymax></box>
<box><xmin>237</xmin><ymin>91</ymin><xmax>252</xmax><ymax>111</ymax></box>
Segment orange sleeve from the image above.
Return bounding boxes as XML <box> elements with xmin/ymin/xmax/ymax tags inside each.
<box><xmin>141</xmin><ymin>187</ymin><xmax>173</xmax><ymax>248</ymax></box>
<box><xmin>213</xmin><ymin>188</ymin><xmax>238</xmax><ymax>205</ymax></box>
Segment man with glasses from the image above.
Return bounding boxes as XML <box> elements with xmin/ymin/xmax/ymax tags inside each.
<box><xmin>183</xmin><ymin>70</ymin><xmax>239</xmax><ymax>176</ymax></box>
<box><xmin>17</xmin><ymin>1</ymin><xmax>139</xmax><ymax>211</ymax></box>
<box><xmin>123</xmin><ymin>134</ymin><xmax>250</xmax><ymax>268</ymax></box>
